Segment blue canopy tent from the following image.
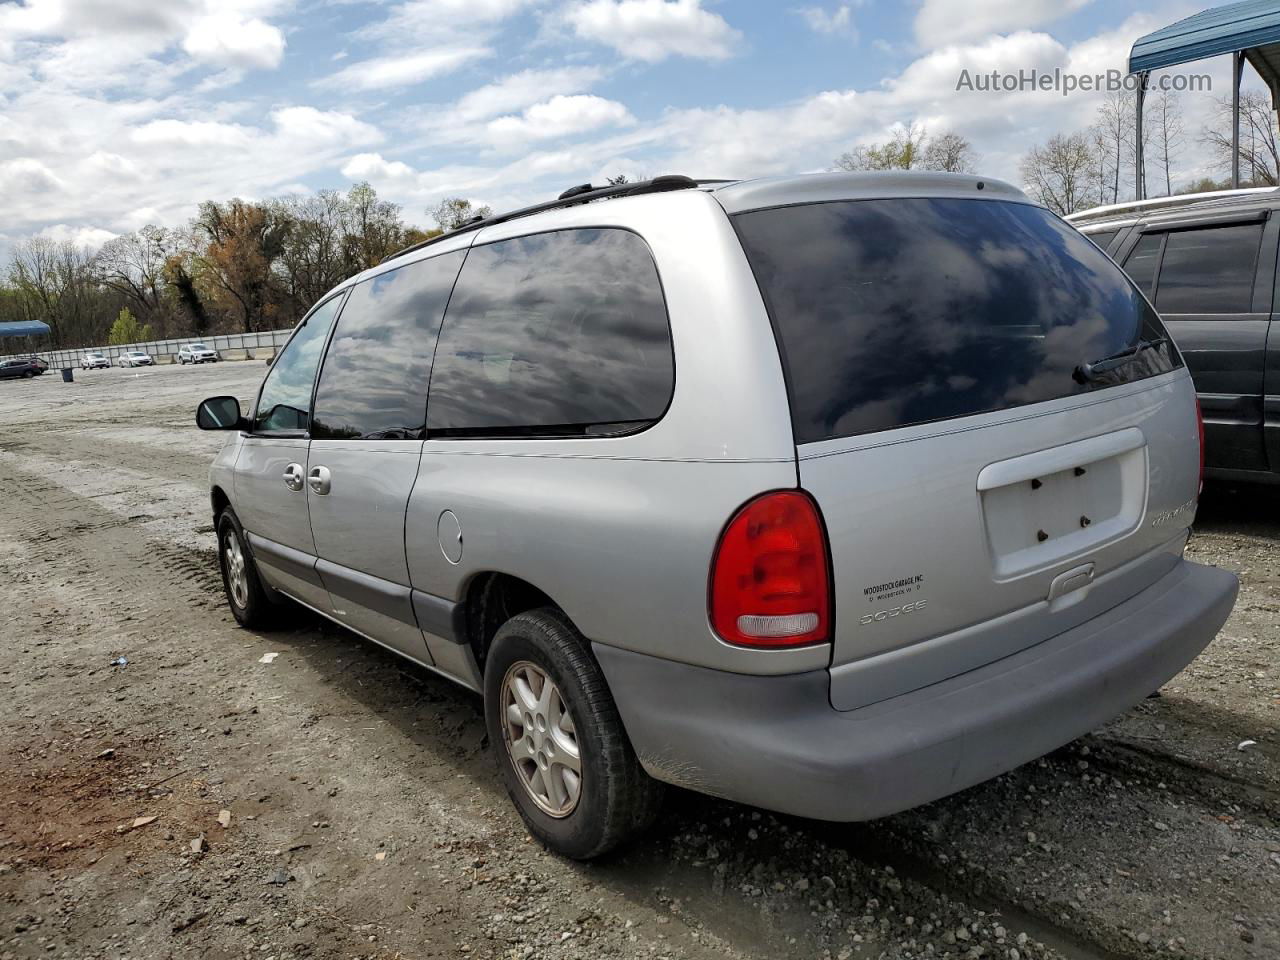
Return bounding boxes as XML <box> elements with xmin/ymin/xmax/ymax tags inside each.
<box><xmin>0</xmin><ymin>320</ymin><xmax>52</xmax><ymax>339</ymax></box>
<box><xmin>1130</xmin><ymin>0</ymin><xmax>1280</xmax><ymax>198</ymax></box>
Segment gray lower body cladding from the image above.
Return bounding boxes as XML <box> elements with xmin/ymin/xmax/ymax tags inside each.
<box><xmin>594</xmin><ymin>558</ymin><xmax>1237</xmax><ymax>821</ymax></box>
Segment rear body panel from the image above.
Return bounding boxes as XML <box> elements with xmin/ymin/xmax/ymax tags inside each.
<box><xmin>802</xmin><ymin>370</ymin><xmax>1200</xmax><ymax>710</ymax></box>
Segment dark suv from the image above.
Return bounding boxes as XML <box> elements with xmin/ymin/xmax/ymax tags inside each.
<box><xmin>1069</xmin><ymin>188</ymin><xmax>1280</xmax><ymax>484</ymax></box>
<box><xmin>0</xmin><ymin>357</ymin><xmax>44</xmax><ymax>379</ymax></box>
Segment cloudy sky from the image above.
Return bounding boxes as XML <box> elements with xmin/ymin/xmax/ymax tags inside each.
<box><xmin>0</xmin><ymin>0</ymin><xmax>1260</xmax><ymax>253</ymax></box>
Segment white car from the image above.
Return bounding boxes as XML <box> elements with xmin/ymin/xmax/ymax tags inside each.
<box><xmin>118</xmin><ymin>351</ymin><xmax>154</xmax><ymax>368</ymax></box>
<box><xmin>81</xmin><ymin>352</ymin><xmax>110</xmax><ymax>370</ymax></box>
<box><xmin>178</xmin><ymin>343</ymin><xmax>220</xmax><ymax>364</ymax></box>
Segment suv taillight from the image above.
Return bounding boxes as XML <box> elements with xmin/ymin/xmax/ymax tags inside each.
<box><xmin>709</xmin><ymin>491</ymin><xmax>831</xmax><ymax>648</ymax></box>
<box><xmin>1195</xmin><ymin>394</ymin><xmax>1205</xmax><ymax>493</ymax></box>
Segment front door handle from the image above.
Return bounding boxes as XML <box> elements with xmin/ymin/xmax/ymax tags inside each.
<box><xmin>308</xmin><ymin>465</ymin><xmax>332</xmax><ymax>496</ymax></box>
<box><xmin>282</xmin><ymin>462</ymin><xmax>304</xmax><ymax>491</ymax></box>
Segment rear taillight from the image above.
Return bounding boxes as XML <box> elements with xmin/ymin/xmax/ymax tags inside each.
<box><xmin>709</xmin><ymin>491</ymin><xmax>831</xmax><ymax>648</ymax></box>
<box><xmin>1195</xmin><ymin>394</ymin><xmax>1205</xmax><ymax>494</ymax></box>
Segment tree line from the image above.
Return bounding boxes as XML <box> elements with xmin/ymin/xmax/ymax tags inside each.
<box><xmin>832</xmin><ymin>91</ymin><xmax>1276</xmax><ymax>217</ymax></box>
<box><xmin>0</xmin><ymin>184</ymin><xmax>491</xmax><ymax>350</ymax></box>
<box><xmin>1018</xmin><ymin>90</ymin><xmax>1278</xmax><ymax>215</ymax></box>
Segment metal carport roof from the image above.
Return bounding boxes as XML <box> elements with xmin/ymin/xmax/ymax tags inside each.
<box><xmin>1129</xmin><ymin>0</ymin><xmax>1280</xmax><ymax>75</ymax></box>
<box><xmin>0</xmin><ymin>320</ymin><xmax>51</xmax><ymax>338</ymax></box>
<box><xmin>1127</xmin><ymin>1</ymin><xmax>1280</xmax><ymax>198</ymax></box>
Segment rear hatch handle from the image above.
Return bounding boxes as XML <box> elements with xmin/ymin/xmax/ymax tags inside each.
<box><xmin>1073</xmin><ymin>338</ymin><xmax>1167</xmax><ymax>384</ymax></box>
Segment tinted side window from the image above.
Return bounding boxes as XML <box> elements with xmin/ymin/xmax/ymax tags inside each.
<box><xmin>254</xmin><ymin>294</ymin><xmax>343</xmax><ymax>433</ymax></box>
<box><xmin>1085</xmin><ymin>229</ymin><xmax>1118</xmax><ymax>251</ymax></box>
<box><xmin>1122</xmin><ymin>233</ymin><xmax>1162</xmax><ymax>297</ymax></box>
<box><xmin>427</xmin><ymin>229</ymin><xmax>673</xmax><ymax>436</ymax></box>
<box><xmin>311</xmin><ymin>251</ymin><xmax>464</xmax><ymax>440</ymax></box>
<box><xmin>1154</xmin><ymin>223</ymin><xmax>1263</xmax><ymax>314</ymax></box>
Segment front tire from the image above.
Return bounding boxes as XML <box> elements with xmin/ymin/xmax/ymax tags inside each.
<box><xmin>484</xmin><ymin>608</ymin><xmax>662</xmax><ymax>859</ymax></box>
<box><xmin>216</xmin><ymin>508</ymin><xmax>276</xmax><ymax>628</ymax></box>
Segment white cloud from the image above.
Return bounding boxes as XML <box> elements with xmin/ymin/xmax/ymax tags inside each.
<box><xmin>130</xmin><ymin>119</ymin><xmax>254</xmax><ymax>148</ymax></box>
<box><xmin>182</xmin><ymin>13</ymin><xmax>286</xmax><ymax>70</ymax></box>
<box><xmin>1</xmin><ymin>158</ymin><xmax>64</xmax><ymax>194</ymax></box>
<box><xmin>270</xmin><ymin>106</ymin><xmax>381</xmax><ymax>145</ymax></box>
<box><xmin>915</xmin><ymin>0</ymin><xmax>1093</xmax><ymax>48</ymax></box>
<box><xmin>453</xmin><ymin>67</ymin><xmax>605</xmax><ymax>122</ymax></box>
<box><xmin>1</xmin><ymin>0</ymin><xmax>291</xmax><ymax>78</ymax></box>
<box><xmin>38</xmin><ymin>223</ymin><xmax>119</xmax><ymax>249</ymax></box>
<box><xmin>342</xmin><ymin>153</ymin><xmax>419</xmax><ymax>182</ymax></box>
<box><xmin>486</xmin><ymin>94</ymin><xmax>633</xmax><ymax>146</ymax></box>
<box><xmin>317</xmin><ymin>47</ymin><xmax>490</xmax><ymax>91</ymax></box>
<box><xmin>565</xmin><ymin>0</ymin><xmax>740</xmax><ymax>62</ymax></box>
<box><xmin>358</xmin><ymin>0</ymin><xmax>534</xmax><ymax>41</ymax></box>
<box><xmin>797</xmin><ymin>4</ymin><xmax>856</xmax><ymax>38</ymax></box>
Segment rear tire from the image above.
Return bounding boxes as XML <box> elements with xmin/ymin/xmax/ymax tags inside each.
<box><xmin>216</xmin><ymin>508</ymin><xmax>276</xmax><ymax>628</ymax></box>
<box><xmin>484</xmin><ymin>607</ymin><xmax>662</xmax><ymax>860</ymax></box>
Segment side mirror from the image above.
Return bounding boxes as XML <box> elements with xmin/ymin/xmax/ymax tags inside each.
<box><xmin>197</xmin><ymin>396</ymin><xmax>247</xmax><ymax>431</ymax></box>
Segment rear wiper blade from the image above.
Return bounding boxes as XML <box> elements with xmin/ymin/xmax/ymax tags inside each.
<box><xmin>1073</xmin><ymin>337</ymin><xmax>1166</xmax><ymax>384</ymax></box>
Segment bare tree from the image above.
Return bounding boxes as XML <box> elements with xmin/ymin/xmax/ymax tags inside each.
<box><xmin>836</xmin><ymin>125</ymin><xmax>977</xmax><ymax>173</ymax></box>
<box><xmin>1020</xmin><ymin>132</ymin><xmax>1095</xmax><ymax>215</ymax></box>
<box><xmin>95</xmin><ymin>225</ymin><xmax>179</xmax><ymax>333</ymax></box>
<box><xmin>8</xmin><ymin>237</ymin><xmax>99</xmax><ymax>347</ymax></box>
<box><xmin>1201</xmin><ymin>90</ymin><xmax>1280</xmax><ymax>186</ymax></box>
<box><xmin>1092</xmin><ymin>90</ymin><xmax>1136</xmax><ymax>204</ymax></box>
<box><xmin>834</xmin><ymin>122</ymin><xmax>930</xmax><ymax>171</ymax></box>
<box><xmin>923</xmin><ymin>132</ymin><xmax>978</xmax><ymax>173</ymax></box>
<box><xmin>1150</xmin><ymin>90</ymin><xmax>1185</xmax><ymax>197</ymax></box>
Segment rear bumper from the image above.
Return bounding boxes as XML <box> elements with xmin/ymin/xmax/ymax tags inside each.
<box><xmin>594</xmin><ymin>558</ymin><xmax>1237</xmax><ymax>821</ymax></box>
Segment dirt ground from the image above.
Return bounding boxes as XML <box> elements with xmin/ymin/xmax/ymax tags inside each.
<box><xmin>0</xmin><ymin>362</ymin><xmax>1276</xmax><ymax>960</ymax></box>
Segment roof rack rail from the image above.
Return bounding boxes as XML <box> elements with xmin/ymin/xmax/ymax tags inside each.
<box><xmin>380</xmin><ymin>175</ymin><xmax>732</xmax><ymax>265</ymax></box>
<box><xmin>1065</xmin><ymin>186</ymin><xmax>1280</xmax><ymax>223</ymax></box>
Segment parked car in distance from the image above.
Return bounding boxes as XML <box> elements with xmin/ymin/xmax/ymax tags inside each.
<box><xmin>198</xmin><ymin>172</ymin><xmax>1238</xmax><ymax>859</ymax></box>
<box><xmin>25</xmin><ymin>356</ymin><xmax>48</xmax><ymax>374</ymax></box>
<box><xmin>80</xmin><ymin>352</ymin><xmax>110</xmax><ymax>370</ymax></box>
<box><xmin>0</xmin><ymin>358</ymin><xmax>43</xmax><ymax>379</ymax></box>
<box><xmin>1068</xmin><ymin>186</ymin><xmax>1280</xmax><ymax>484</ymax></box>
<box><xmin>178</xmin><ymin>343</ymin><xmax>220</xmax><ymax>364</ymax></box>
<box><xmin>117</xmin><ymin>350</ymin><xmax>154</xmax><ymax>368</ymax></box>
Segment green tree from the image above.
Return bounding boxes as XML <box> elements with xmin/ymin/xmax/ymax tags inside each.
<box><xmin>107</xmin><ymin>307</ymin><xmax>152</xmax><ymax>345</ymax></box>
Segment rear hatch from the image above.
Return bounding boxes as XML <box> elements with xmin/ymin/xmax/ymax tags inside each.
<box><xmin>733</xmin><ymin>193</ymin><xmax>1199</xmax><ymax>710</ymax></box>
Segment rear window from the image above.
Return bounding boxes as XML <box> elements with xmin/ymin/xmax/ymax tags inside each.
<box><xmin>734</xmin><ymin>198</ymin><xmax>1180</xmax><ymax>444</ymax></box>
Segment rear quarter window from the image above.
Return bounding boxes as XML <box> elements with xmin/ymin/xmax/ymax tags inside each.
<box><xmin>426</xmin><ymin>228</ymin><xmax>674</xmax><ymax>437</ymax></box>
<box><xmin>734</xmin><ymin>197</ymin><xmax>1180</xmax><ymax>444</ymax></box>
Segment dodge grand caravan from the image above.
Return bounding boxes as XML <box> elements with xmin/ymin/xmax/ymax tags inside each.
<box><xmin>197</xmin><ymin>172</ymin><xmax>1238</xmax><ymax>859</ymax></box>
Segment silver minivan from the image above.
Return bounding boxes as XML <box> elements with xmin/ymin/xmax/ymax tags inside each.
<box><xmin>197</xmin><ymin>172</ymin><xmax>1238</xmax><ymax>859</ymax></box>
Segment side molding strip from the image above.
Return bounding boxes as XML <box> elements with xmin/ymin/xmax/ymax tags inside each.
<box><xmin>315</xmin><ymin>559</ymin><xmax>417</xmax><ymax>628</ymax></box>
<box><xmin>411</xmin><ymin>589</ymin><xmax>467</xmax><ymax>645</ymax></box>
<box><xmin>246</xmin><ymin>534</ymin><xmax>324</xmax><ymax>587</ymax></box>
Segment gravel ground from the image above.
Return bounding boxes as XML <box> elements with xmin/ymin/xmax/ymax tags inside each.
<box><xmin>0</xmin><ymin>362</ymin><xmax>1275</xmax><ymax>960</ymax></box>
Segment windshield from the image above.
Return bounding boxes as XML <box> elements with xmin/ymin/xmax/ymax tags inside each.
<box><xmin>734</xmin><ymin>197</ymin><xmax>1181</xmax><ymax>443</ymax></box>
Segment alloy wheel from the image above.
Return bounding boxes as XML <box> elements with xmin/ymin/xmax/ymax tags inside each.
<box><xmin>501</xmin><ymin>661</ymin><xmax>582</xmax><ymax>817</ymax></box>
<box><xmin>223</xmin><ymin>532</ymin><xmax>249</xmax><ymax>610</ymax></box>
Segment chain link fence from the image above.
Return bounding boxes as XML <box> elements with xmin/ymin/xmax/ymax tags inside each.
<box><xmin>0</xmin><ymin>329</ymin><xmax>294</xmax><ymax>369</ymax></box>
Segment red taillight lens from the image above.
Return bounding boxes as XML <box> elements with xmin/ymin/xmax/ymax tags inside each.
<box><xmin>709</xmin><ymin>491</ymin><xmax>831</xmax><ymax>648</ymax></box>
<box><xmin>1195</xmin><ymin>394</ymin><xmax>1205</xmax><ymax>493</ymax></box>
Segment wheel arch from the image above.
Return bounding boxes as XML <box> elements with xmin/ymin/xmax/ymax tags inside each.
<box><xmin>460</xmin><ymin>572</ymin><xmax>561</xmax><ymax>671</ymax></box>
<box><xmin>211</xmin><ymin>485</ymin><xmax>231</xmax><ymax>526</ymax></box>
